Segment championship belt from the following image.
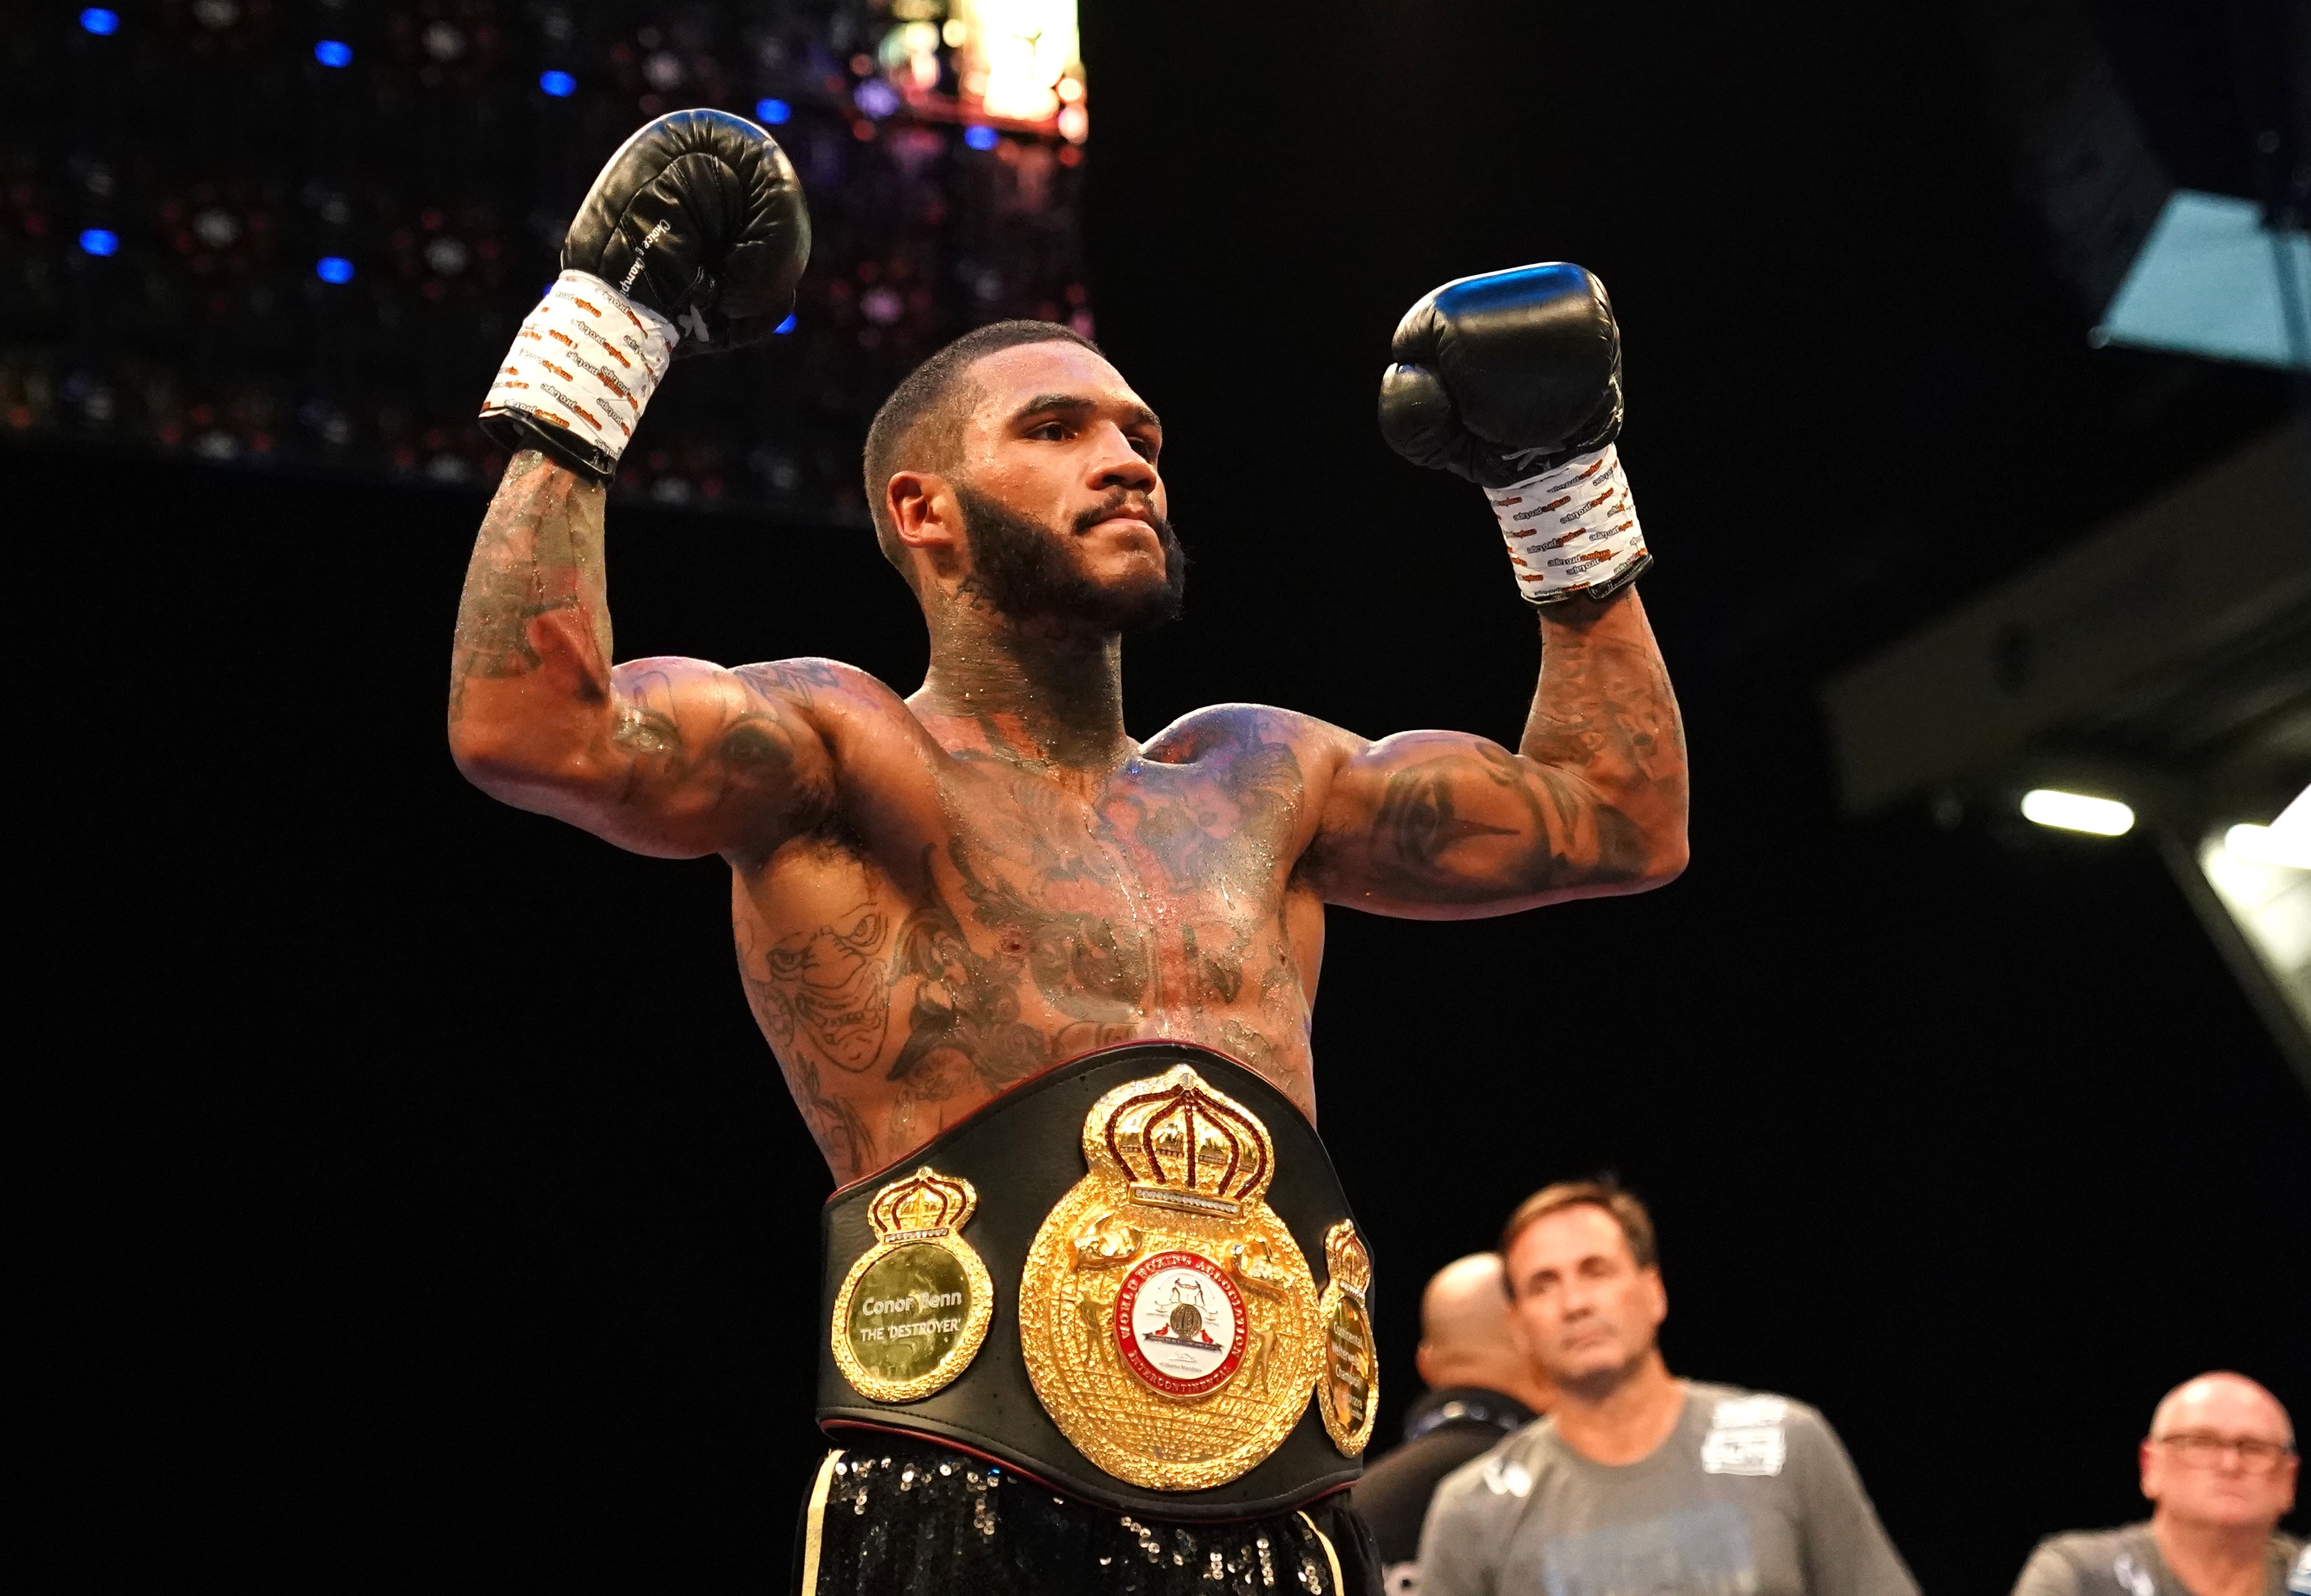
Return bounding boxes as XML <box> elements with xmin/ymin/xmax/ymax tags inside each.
<box><xmin>814</xmin><ymin>1042</ymin><xmax>1379</xmax><ymax>1521</ymax></box>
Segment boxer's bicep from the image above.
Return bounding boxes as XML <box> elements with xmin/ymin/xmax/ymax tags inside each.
<box><xmin>585</xmin><ymin>656</ymin><xmax>838</xmax><ymax>857</ymax></box>
<box><xmin>524</xmin><ymin>660</ymin><xmax>841</xmax><ymax>864</ymax></box>
<box><xmin>448</xmin><ymin>454</ymin><xmax>842</xmax><ymax>857</ymax></box>
<box><xmin>1299</xmin><ymin>594</ymin><xmax>1684</xmax><ymax>914</ymax></box>
<box><xmin>1305</xmin><ymin>730</ymin><xmax>1636</xmax><ymax>915</ymax></box>
<box><xmin>457</xmin><ymin>650</ymin><xmax>837</xmax><ymax>859</ymax></box>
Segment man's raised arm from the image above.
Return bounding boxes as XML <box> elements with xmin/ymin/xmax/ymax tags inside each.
<box><xmin>1309</xmin><ymin>260</ymin><xmax>1688</xmax><ymax>915</ymax></box>
<box><xmin>445</xmin><ymin>110</ymin><xmax>816</xmax><ymax>859</ymax></box>
<box><xmin>446</xmin><ymin>452</ymin><xmax>835</xmax><ymax>860</ymax></box>
<box><xmin>1308</xmin><ymin>590</ymin><xmax>1685</xmax><ymax>915</ymax></box>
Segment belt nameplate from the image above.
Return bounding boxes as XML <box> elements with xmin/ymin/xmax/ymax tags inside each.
<box><xmin>829</xmin><ymin>1166</ymin><xmax>993</xmax><ymax>1404</ymax></box>
<box><xmin>1316</xmin><ymin>1220</ymin><xmax>1379</xmax><ymax>1456</ymax></box>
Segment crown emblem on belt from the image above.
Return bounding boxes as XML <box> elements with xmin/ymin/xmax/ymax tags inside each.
<box><xmin>868</xmin><ymin>1166</ymin><xmax>977</xmax><ymax>1239</ymax></box>
<box><xmin>1094</xmin><ymin>1066</ymin><xmax>1276</xmax><ymax>1217</ymax></box>
<box><xmin>1323</xmin><ymin>1220</ymin><xmax>1372</xmax><ymax>1296</ymax></box>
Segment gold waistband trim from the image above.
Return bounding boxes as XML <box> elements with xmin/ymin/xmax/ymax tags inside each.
<box><xmin>798</xmin><ymin>1448</ymin><xmax>841</xmax><ymax>1594</ymax></box>
<box><xmin>1296</xmin><ymin>1508</ymin><xmax>1345</xmax><ymax>1594</ymax></box>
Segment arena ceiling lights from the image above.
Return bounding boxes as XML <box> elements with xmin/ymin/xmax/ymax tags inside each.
<box><xmin>2021</xmin><ymin>790</ymin><xmax>2135</xmax><ymax>837</ymax></box>
<box><xmin>939</xmin><ymin>0</ymin><xmax>1087</xmax><ymax>137</ymax></box>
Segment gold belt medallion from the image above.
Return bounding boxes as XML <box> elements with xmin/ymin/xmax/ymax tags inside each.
<box><xmin>829</xmin><ymin>1166</ymin><xmax>993</xmax><ymax>1404</ymax></box>
<box><xmin>1018</xmin><ymin>1064</ymin><xmax>1324</xmax><ymax>1491</ymax></box>
<box><xmin>1316</xmin><ymin>1220</ymin><xmax>1379</xmax><ymax>1456</ymax></box>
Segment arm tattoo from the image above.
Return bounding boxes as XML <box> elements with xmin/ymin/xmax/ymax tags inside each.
<box><xmin>735</xmin><ymin>659</ymin><xmax>841</xmax><ymax>711</ymax></box>
<box><xmin>1511</xmin><ymin>605</ymin><xmax>1684</xmax><ymax>881</ymax></box>
<box><xmin>449</xmin><ymin>451</ymin><xmax>610</xmax><ymax>717</ymax></box>
<box><xmin>1357</xmin><ymin>748</ymin><xmax>1611</xmax><ymax>899</ymax></box>
<box><xmin>1523</xmin><ymin>617</ymin><xmax>1683</xmax><ymax>787</ymax></box>
<box><xmin>1371</xmin><ymin>764</ymin><xmax>1517</xmax><ymax>869</ymax></box>
<box><xmin>1336</xmin><ymin>600</ymin><xmax>1685</xmax><ymax>900</ymax></box>
<box><xmin>599</xmin><ymin>665</ymin><xmax>806</xmax><ymax>826</ymax></box>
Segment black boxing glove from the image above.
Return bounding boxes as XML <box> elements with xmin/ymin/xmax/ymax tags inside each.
<box><xmin>482</xmin><ymin>109</ymin><xmax>811</xmax><ymax>479</ymax></box>
<box><xmin>1378</xmin><ymin>263</ymin><xmax>1649</xmax><ymax>605</ymax></box>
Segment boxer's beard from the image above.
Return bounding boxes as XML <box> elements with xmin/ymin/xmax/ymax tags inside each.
<box><xmin>954</xmin><ymin>486</ymin><xmax>1186</xmax><ymax>634</ymax></box>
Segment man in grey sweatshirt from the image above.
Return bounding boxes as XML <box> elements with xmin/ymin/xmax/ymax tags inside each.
<box><xmin>1416</xmin><ymin>1181</ymin><xmax>1916</xmax><ymax>1596</ymax></box>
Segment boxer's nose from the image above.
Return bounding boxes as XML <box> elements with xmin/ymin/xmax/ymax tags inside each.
<box><xmin>1086</xmin><ymin>421</ymin><xmax>1158</xmax><ymax>497</ymax></box>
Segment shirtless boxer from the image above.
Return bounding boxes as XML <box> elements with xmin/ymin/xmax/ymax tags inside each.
<box><xmin>452</xmin><ymin>112</ymin><xmax>1687</xmax><ymax>1595</ymax></box>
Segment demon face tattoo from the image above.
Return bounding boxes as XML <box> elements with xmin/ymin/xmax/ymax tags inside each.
<box><xmin>762</xmin><ymin>906</ymin><xmax>893</xmax><ymax>1073</ymax></box>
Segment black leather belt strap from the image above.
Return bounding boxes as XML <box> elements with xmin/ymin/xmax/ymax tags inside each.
<box><xmin>815</xmin><ymin>1042</ymin><xmax>1368</xmax><ymax>1521</ymax></box>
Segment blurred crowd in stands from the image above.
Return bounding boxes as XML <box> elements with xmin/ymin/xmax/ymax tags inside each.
<box><xmin>3</xmin><ymin>0</ymin><xmax>1090</xmax><ymax>522</ymax></box>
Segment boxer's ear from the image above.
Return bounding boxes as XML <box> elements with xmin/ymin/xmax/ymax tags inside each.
<box><xmin>888</xmin><ymin>469</ymin><xmax>963</xmax><ymax>557</ymax></box>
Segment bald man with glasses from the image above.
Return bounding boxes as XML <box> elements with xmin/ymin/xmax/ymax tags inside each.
<box><xmin>2014</xmin><ymin>1373</ymin><xmax>2305</xmax><ymax>1596</ymax></box>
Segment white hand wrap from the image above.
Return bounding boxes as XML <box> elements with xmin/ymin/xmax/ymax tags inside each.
<box><xmin>1484</xmin><ymin>444</ymin><xmax>1648</xmax><ymax>605</ymax></box>
<box><xmin>481</xmin><ymin>270</ymin><xmax>677</xmax><ymax>470</ymax></box>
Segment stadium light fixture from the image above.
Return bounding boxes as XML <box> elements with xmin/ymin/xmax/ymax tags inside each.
<box><xmin>2021</xmin><ymin>788</ymin><xmax>2135</xmax><ymax>837</ymax></box>
<box><xmin>2225</xmin><ymin>823</ymin><xmax>2311</xmax><ymax>870</ymax></box>
<box><xmin>2224</xmin><ymin>785</ymin><xmax>2311</xmax><ymax>871</ymax></box>
<box><xmin>2277</xmin><ymin>783</ymin><xmax>2309</xmax><ymax>835</ymax></box>
<box><xmin>2195</xmin><ymin>789</ymin><xmax>2311</xmax><ymax>1055</ymax></box>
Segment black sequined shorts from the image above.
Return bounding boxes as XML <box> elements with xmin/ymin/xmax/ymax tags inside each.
<box><xmin>794</xmin><ymin>1436</ymin><xmax>1383</xmax><ymax>1595</ymax></box>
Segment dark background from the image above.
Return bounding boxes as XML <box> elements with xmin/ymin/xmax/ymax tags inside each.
<box><xmin>34</xmin><ymin>0</ymin><xmax>2309</xmax><ymax>1587</ymax></box>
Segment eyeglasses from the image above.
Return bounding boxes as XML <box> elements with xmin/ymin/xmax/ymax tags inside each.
<box><xmin>2151</xmin><ymin>1433</ymin><xmax>2298</xmax><ymax>1473</ymax></box>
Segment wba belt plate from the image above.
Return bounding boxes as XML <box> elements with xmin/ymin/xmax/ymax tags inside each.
<box><xmin>1017</xmin><ymin>1063</ymin><xmax>1325</xmax><ymax>1490</ymax></box>
<box><xmin>813</xmin><ymin>1042</ymin><xmax>1378</xmax><ymax>1520</ymax></box>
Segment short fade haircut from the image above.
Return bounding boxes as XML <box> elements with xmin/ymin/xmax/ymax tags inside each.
<box><xmin>861</xmin><ymin>319</ymin><xmax>1103</xmax><ymax>582</ymax></box>
<box><xmin>1499</xmin><ymin>1179</ymin><xmax>1659</xmax><ymax>1281</ymax></box>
